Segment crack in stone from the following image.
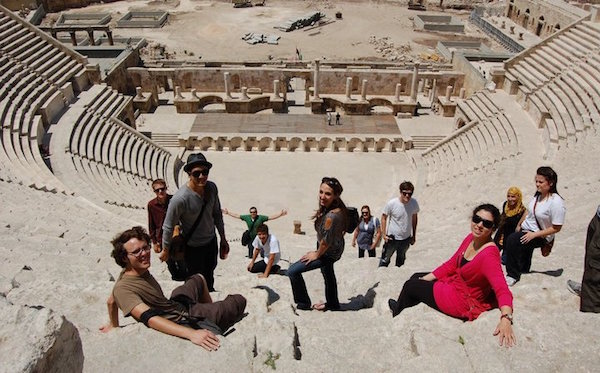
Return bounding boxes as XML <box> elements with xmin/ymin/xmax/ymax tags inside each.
<box><xmin>292</xmin><ymin>322</ymin><xmax>302</xmax><ymax>361</ymax></box>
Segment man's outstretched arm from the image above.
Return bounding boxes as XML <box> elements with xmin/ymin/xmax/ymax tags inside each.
<box><xmin>130</xmin><ymin>303</ymin><xmax>220</xmax><ymax>351</ymax></box>
<box><xmin>267</xmin><ymin>209</ymin><xmax>288</xmax><ymax>220</ymax></box>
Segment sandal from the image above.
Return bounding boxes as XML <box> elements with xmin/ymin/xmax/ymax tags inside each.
<box><xmin>312</xmin><ymin>302</ymin><xmax>340</xmax><ymax>311</ymax></box>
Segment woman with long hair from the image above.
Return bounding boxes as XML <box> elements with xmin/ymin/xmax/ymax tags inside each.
<box><xmin>388</xmin><ymin>204</ymin><xmax>516</xmax><ymax>347</ymax></box>
<box><xmin>288</xmin><ymin>177</ymin><xmax>347</xmax><ymax>311</ymax></box>
<box><xmin>504</xmin><ymin>166</ymin><xmax>566</xmax><ymax>286</ymax></box>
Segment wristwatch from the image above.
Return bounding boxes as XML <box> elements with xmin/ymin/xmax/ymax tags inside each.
<box><xmin>501</xmin><ymin>313</ymin><xmax>513</xmax><ymax>325</ymax></box>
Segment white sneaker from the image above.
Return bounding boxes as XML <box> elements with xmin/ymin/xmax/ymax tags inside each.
<box><xmin>567</xmin><ymin>280</ymin><xmax>581</xmax><ymax>296</ymax></box>
<box><xmin>505</xmin><ymin>276</ymin><xmax>517</xmax><ymax>287</ymax></box>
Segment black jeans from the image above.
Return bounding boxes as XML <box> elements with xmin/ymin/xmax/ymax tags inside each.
<box><xmin>249</xmin><ymin>260</ymin><xmax>280</xmax><ymax>274</ymax></box>
<box><xmin>379</xmin><ymin>237</ymin><xmax>411</xmax><ymax>267</ymax></box>
<box><xmin>288</xmin><ymin>256</ymin><xmax>339</xmax><ymax>309</ymax></box>
<box><xmin>394</xmin><ymin>272</ymin><xmax>439</xmax><ymax>314</ymax></box>
<box><xmin>504</xmin><ymin>231</ymin><xmax>545</xmax><ymax>281</ymax></box>
<box><xmin>358</xmin><ymin>248</ymin><xmax>376</xmax><ymax>258</ymax></box>
<box><xmin>185</xmin><ymin>236</ymin><xmax>218</xmax><ymax>291</ymax></box>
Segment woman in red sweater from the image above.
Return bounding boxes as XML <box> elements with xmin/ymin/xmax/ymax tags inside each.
<box><xmin>388</xmin><ymin>204</ymin><xmax>516</xmax><ymax>347</ymax></box>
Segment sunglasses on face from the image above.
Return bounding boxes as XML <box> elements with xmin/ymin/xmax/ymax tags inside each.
<box><xmin>401</xmin><ymin>190</ymin><xmax>413</xmax><ymax>197</ymax></box>
<box><xmin>154</xmin><ymin>187</ymin><xmax>166</xmax><ymax>193</ymax></box>
<box><xmin>250</xmin><ymin>210</ymin><xmax>257</xmax><ymax>214</ymax></box>
<box><xmin>361</xmin><ymin>211</ymin><xmax>369</xmax><ymax>215</ymax></box>
<box><xmin>472</xmin><ymin>214</ymin><xmax>494</xmax><ymax>229</ymax></box>
<box><xmin>127</xmin><ymin>244</ymin><xmax>151</xmax><ymax>258</ymax></box>
<box><xmin>191</xmin><ymin>169</ymin><xmax>209</xmax><ymax>178</ymax></box>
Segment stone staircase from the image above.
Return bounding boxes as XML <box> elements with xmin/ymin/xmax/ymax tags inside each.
<box><xmin>150</xmin><ymin>133</ymin><xmax>180</xmax><ymax>148</ymax></box>
<box><xmin>410</xmin><ymin>135</ymin><xmax>445</xmax><ymax>149</ymax></box>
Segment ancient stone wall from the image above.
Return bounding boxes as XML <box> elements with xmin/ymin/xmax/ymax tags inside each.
<box><xmin>128</xmin><ymin>66</ymin><xmax>463</xmax><ymax>98</ymax></box>
<box><xmin>506</xmin><ymin>0</ymin><xmax>588</xmax><ymax>37</ymax></box>
<box><xmin>38</xmin><ymin>0</ymin><xmax>119</xmax><ymax>12</ymax></box>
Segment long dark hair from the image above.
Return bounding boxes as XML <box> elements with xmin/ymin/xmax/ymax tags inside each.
<box><xmin>535</xmin><ymin>166</ymin><xmax>561</xmax><ymax>198</ymax></box>
<box><xmin>472</xmin><ymin>203</ymin><xmax>501</xmax><ymax>229</ymax></box>
<box><xmin>313</xmin><ymin>177</ymin><xmax>347</xmax><ymax>227</ymax></box>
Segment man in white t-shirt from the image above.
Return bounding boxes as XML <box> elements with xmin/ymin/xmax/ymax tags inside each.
<box><xmin>247</xmin><ymin>224</ymin><xmax>281</xmax><ymax>278</ymax></box>
<box><xmin>379</xmin><ymin>181</ymin><xmax>420</xmax><ymax>267</ymax></box>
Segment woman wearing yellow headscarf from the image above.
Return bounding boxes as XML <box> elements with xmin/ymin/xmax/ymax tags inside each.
<box><xmin>494</xmin><ymin>187</ymin><xmax>526</xmax><ymax>263</ymax></box>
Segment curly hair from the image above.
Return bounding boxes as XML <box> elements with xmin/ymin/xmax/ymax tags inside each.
<box><xmin>110</xmin><ymin>226</ymin><xmax>151</xmax><ymax>268</ymax></box>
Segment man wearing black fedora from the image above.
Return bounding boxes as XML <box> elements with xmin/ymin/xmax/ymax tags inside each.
<box><xmin>161</xmin><ymin>153</ymin><xmax>229</xmax><ymax>291</ymax></box>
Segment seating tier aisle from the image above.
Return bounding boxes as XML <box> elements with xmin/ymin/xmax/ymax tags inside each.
<box><xmin>421</xmin><ymin>90</ymin><xmax>535</xmax><ymax>185</ymax></box>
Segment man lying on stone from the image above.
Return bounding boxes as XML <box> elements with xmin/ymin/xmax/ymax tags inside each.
<box><xmin>99</xmin><ymin>226</ymin><xmax>246</xmax><ymax>351</ymax></box>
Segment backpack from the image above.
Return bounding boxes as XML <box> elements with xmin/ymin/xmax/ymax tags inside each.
<box><xmin>345</xmin><ymin>207</ymin><xmax>360</xmax><ymax>233</ymax></box>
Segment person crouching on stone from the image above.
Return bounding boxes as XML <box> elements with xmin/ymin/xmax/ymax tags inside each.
<box><xmin>247</xmin><ymin>224</ymin><xmax>281</xmax><ymax>278</ymax></box>
<box><xmin>388</xmin><ymin>204</ymin><xmax>516</xmax><ymax>347</ymax></box>
<box><xmin>99</xmin><ymin>226</ymin><xmax>246</xmax><ymax>351</ymax></box>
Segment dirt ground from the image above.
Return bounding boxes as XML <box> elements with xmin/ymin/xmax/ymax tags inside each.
<box><xmin>56</xmin><ymin>0</ymin><xmax>492</xmax><ymax>62</ymax></box>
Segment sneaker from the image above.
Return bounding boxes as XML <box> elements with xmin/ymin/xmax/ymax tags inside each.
<box><xmin>505</xmin><ymin>275</ymin><xmax>517</xmax><ymax>287</ymax></box>
<box><xmin>567</xmin><ymin>280</ymin><xmax>581</xmax><ymax>296</ymax></box>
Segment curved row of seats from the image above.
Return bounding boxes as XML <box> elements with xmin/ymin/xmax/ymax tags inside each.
<box><xmin>421</xmin><ymin>90</ymin><xmax>520</xmax><ymax>185</ymax></box>
<box><xmin>505</xmin><ymin>21</ymin><xmax>600</xmax><ymax>157</ymax></box>
<box><xmin>50</xmin><ymin>84</ymin><xmax>172</xmax><ymax>209</ymax></box>
<box><xmin>180</xmin><ymin>133</ymin><xmax>405</xmax><ymax>153</ymax></box>
<box><xmin>0</xmin><ymin>7</ymin><xmax>86</xmax><ymax>193</ymax></box>
<box><xmin>0</xmin><ymin>6</ymin><xmax>173</xmax><ymax>211</ymax></box>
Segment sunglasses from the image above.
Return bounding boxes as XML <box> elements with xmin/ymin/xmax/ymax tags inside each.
<box><xmin>154</xmin><ymin>187</ymin><xmax>166</xmax><ymax>193</ymax></box>
<box><xmin>472</xmin><ymin>214</ymin><xmax>494</xmax><ymax>229</ymax></box>
<box><xmin>401</xmin><ymin>190</ymin><xmax>413</xmax><ymax>197</ymax></box>
<box><xmin>361</xmin><ymin>211</ymin><xmax>369</xmax><ymax>215</ymax></box>
<box><xmin>322</xmin><ymin>177</ymin><xmax>340</xmax><ymax>186</ymax></box>
<box><xmin>191</xmin><ymin>169</ymin><xmax>209</xmax><ymax>178</ymax></box>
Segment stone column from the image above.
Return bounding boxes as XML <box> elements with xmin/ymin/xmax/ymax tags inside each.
<box><xmin>445</xmin><ymin>85</ymin><xmax>453</xmax><ymax>101</ymax></box>
<box><xmin>410</xmin><ymin>63</ymin><xmax>419</xmax><ymax>103</ymax></box>
<box><xmin>87</xmin><ymin>30</ymin><xmax>95</xmax><ymax>46</ymax></box>
<box><xmin>429</xmin><ymin>79</ymin><xmax>437</xmax><ymax>101</ymax></box>
<box><xmin>273</xmin><ymin>80</ymin><xmax>280</xmax><ymax>98</ymax></box>
<box><xmin>224</xmin><ymin>72</ymin><xmax>232</xmax><ymax>99</ymax></box>
<box><xmin>135</xmin><ymin>87</ymin><xmax>144</xmax><ymax>99</ymax></box>
<box><xmin>361</xmin><ymin>79</ymin><xmax>368</xmax><ymax>101</ymax></box>
<box><xmin>174</xmin><ymin>86</ymin><xmax>183</xmax><ymax>99</ymax></box>
<box><xmin>69</xmin><ymin>31</ymin><xmax>77</xmax><ymax>46</ymax></box>
<box><xmin>313</xmin><ymin>60</ymin><xmax>320</xmax><ymax>99</ymax></box>
<box><xmin>241</xmin><ymin>87</ymin><xmax>249</xmax><ymax>100</ymax></box>
<box><xmin>345</xmin><ymin>77</ymin><xmax>352</xmax><ymax>100</ymax></box>
<box><xmin>459</xmin><ymin>87</ymin><xmax>466</xmax><ymax>99</ymax></box>
<box><xmin>395</xmin><ymin>83</ymin><xmax>402</xmax><ymax>102</ymax></box>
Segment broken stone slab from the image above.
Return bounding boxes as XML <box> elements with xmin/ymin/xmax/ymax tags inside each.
<box><xmin>274</xmin><ymin>12</ymin><xmax>325</xmax><ymax>32</ymax></box>
<box><xmin>241</xmin><ymin>32</ymin><xmax>280</xmax><ymax>45</ymax></box>
<box><xmin>0</xmin><ymin>298</ymin><xmax>84</xmax><ymax>373</ymax></box>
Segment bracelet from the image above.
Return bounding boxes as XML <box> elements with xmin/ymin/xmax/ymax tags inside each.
<box><xmin>500</xmin><ymin>313</ymin><xmax>513</xmax><ymax>325</ymax></box>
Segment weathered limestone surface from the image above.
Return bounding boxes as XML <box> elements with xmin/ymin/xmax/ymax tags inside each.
<box><xmin>0</xmin><ymin>298</ymin><xmax>84</xmax><ymax>373</ymax></box>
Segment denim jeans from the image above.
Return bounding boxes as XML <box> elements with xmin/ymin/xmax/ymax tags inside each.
<box><xmin>287</xmin><ymin>256</ymin><xmax>339</xmax><ymax>309</ymax></box>
<box><xmin>379</xmin><ymin>237</ymin><xmax>411</xmax><ymax>267</ymax></box>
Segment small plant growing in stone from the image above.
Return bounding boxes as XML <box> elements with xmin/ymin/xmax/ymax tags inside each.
<box><xmin>458</xmin><ymin>335</ymin><xmax>465</xmax><ymax>345</ymax></box>
<box><xmin>264</xmin><ymin>350</ymin><xmax>280</xmax><ymax>370</ymax></box>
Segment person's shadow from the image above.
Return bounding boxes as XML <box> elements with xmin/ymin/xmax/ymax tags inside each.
<box><xmin>529</xmin><ymin>268</ymin><xmax>563</xmax><ymax>277</ymax></box>
<box><xmin>253</xmin><ymin>285</ymin><xmax>280</xmax><ymax>308</ymax></box>
<box><xmin>338</xmin><ymin>282</ymin><xmax>379</xmax><ymax>311</ymax></box>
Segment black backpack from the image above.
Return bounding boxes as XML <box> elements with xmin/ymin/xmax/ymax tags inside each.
<box><xmin>345</xmin><ymin>207</ymin><xmax>360</xmax><ymax>234</ymax></box>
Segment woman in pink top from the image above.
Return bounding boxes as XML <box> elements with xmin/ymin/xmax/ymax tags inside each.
<box><xmin>388</xmin><ymin>204</ymin><xmax>516</xmax><ymax>347</ymax></box>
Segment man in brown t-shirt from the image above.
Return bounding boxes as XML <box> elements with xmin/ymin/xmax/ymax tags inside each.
<box><xmin>99</xmin><ymin>227</ymin><xmax>246</xmax><ymax>351</ymax></box>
